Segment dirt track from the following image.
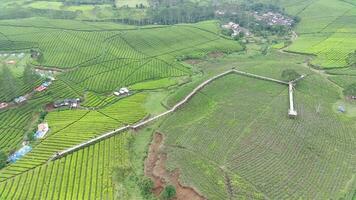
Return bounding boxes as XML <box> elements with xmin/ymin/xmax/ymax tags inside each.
<box><xmin>144</xmin><ymin>133</ymin><xmax>206</xmax><ymax>200</ymax></box>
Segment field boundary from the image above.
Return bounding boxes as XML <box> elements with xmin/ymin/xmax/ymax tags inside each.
<box><xmin>50</xmin><ymin>69</ymin><xmax>289</xmax><ymax>160</ymax></box>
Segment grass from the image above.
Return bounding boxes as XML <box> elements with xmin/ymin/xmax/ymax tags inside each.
<box><xmin>333</xmin><ymin>100</ymin><xmax>356</xmax><ymax>118</ymax></box>
<box><xmin>130</xmin><ymin>77</ymin><xmax>178</xmax><ymax>90</ymax></box>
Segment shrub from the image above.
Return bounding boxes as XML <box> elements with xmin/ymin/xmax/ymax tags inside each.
<box><xmin>281</xmin><ymin>69</ymin><xmax>300</xmax><ymax>81</ymax></box>
<box><xmin>138</xmin><ymin>177</ymin><xmax>154</xmax><ymax>198</ymax></box>
<box><xmin>343</xmin><ymin>83</ymin><xmax>356</xmax><ymax>97</ymax></box>
<box><xmin>161</xmin><ymin>185</ymin><xmax>176</xmax><ymax>200</ymax></box>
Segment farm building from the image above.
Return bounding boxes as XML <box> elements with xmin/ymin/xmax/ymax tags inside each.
<box><xmin>114</xmin><ymin>87</ymin><xmax>130</xmax><ymax>96</ymax></box>
<box><xmin>14</xmin><ymin>96</ymin><xmax>26</xmax><ymax>104</ymax></box>
<box><xmin>8</xmin><ymin>145</ymin><xmax>32</xmax><ymax>163</ymax></box>
<box><xmin>0</xmin><ymin>102</ymin><xmax>8</xmax><ymax>109</ymax></box>
<box><xmin>54</xmin><ymin>98</ymin><xmax>81</xmax><ymax>108</ymax></box>
<box><xmin>35</xmin><ymin>123</ymin><xmax>49</xmax><ymax>139</ymax></box>
<box><xmin>35</xmin><ymin>85</ymin><xmax>47</xmax><ymax>92</ymax></box>
<box><xmin>35</xmin><ymin>81</ymin><xmax>52</xmax><ymax>92</ymax></box>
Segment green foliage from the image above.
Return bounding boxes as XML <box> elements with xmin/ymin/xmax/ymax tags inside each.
<box><xmin>161</xmin><ymin>185</ymin><xmax>176</xmax><ymax>200</ymax></box>
<box><xmin>138</xmin><ymin>177</ymin><xmax>154</xmax><ymax>198</ymax></box>
<box><xmin>343</xmin><ymin>83</ymin><xmax>356</xmax><ymax>97</ymax></box>
<box><xmin>221</xmin><ymin>28</ymin><xmax>233</xmax><ymax>37</ymax></box>
<box><xmin>147</xmin><ymin>0</ymin><xmax>215</xmax><ymax>25</ymax></box>
<box><xmin>0</xmin><ymin>65</ymin><xmax>19</xmax><ymax>101</ymax></box>
<box><xmin>0</xmin><ymin>151</ymin><xmax>7</xmax><ymax>169</ymax></box>
<box><xmin>281</xmin><ymin>69</ymin><xmax>300</xmax><ymax>81</ymax></box>
<box><xmin>347</xmin><ymin>51</ymin><xmax>356</xmax><ymax>67</ymax></box>
<box><xmin>113</xmin><ymin>165</ymin><xmax>132</xmax><ymax>182</ymax></box>
<box><xmin>23</xmin><ymin>64</ymin><xmax>38</xmax><ymax>86</ymax></box>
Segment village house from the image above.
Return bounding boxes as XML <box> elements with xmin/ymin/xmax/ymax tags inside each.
<box><xmin>0</xmin><ymin>102</ymin><xmax>8</xmax><ymax>109</ymax></box>
<box><xmin>14</xmin><ymin>96</ymin><xmax>26</xmax><ymax>104</ymax></box>
<box><xmin>114</xmin><ymin>87</ymin><xmax>130</xmax><ymax>96</ymax></box>
<box><xmin>35</xmin><ymin>81</ymin><xmax>52</xmax><ymax>92</ymax></box>
<box><xmin>54</xmin><ymin>98</ymin><xmax>81</xmax><ymax>108</ymax></box>
<box><xmin>35</xmin><ymin>123</ymin><xmax>49</xmax><ymax>139</ymax></box>
<box><xmin>222</xmin><ymin>22</ymin><xmax>251</xmax><ymax>37</ymax></box>
<box><xmin>254</xmin><ymin>11</ymin><xmax>294</xmax><ymax>27</ymax></box>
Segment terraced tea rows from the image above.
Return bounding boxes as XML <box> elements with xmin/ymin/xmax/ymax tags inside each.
<box><xmin>0</xmin><ymin>132</ymin><xmax>132</xmax><ymax>200</ymax></box>
<box><xmin>0</xmin><ymin>19</ymin><xmax>242</xmax><ymax>161</ymax></box>
<box><xmin>0</xmin><ymin>100</ymin><xmax>46</xmax><ymax>153</ymax></box>
<box><xmin>286</xmin><ymin>0</ymin><xmax>356</xmax><ymax>68</ymax></box>
<box><xmin>0</xmin><ymin>94</ymin><xmax>147</xmax><ymax>181</ymax></box>
<box><xmin>158</xmin><ymin>74</ymin><xmax>356</xmax><ymax>199</ymax></box>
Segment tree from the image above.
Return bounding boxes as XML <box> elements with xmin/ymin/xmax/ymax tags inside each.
<box><xmin>0</xmin><ymin>65</ymin><xmax>19</xmax><ymax>101</ymax></box>
<box><xmin>0</xmin><ymin>151</ymin><xmax>7</xmax><ymax>169</ymax></box>
<box><xmin>281</xmin><ymin>69</ymin><xmax>300</xmax><ymax>81</ymax></box>
<box><xmin>23</xmin><ymin>64</ymin><xmax>38</xmax><ymax>86</ymax></box>
<box><xmin>139</xmin><ymin>177</ymin><xmax>154</xmax><ymax>198</ymax></box>
<box><xmin>221</xmin><ymin>28</ymin><xmax>233</xmax><ymax>37</ymax></box>
<box><xmin>161</xmin><ymin>185</ymin><xmax>176</xmax><ymax>200</ymax></box>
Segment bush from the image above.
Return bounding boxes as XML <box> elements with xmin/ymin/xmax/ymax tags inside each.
<box><xmin>161</xmin><ymin>185</ymin><xmax>176</xmax><ymax>200</ymax></box>
<box><xmin>343</xmin><ymin>83</ymin><xmax>356</xmax><ymax>97</ymax></box>
<box><xmin>221</xmin><ymin>28</ymin><xmax>233</xmax><ymax>37</ymax></box>
<box><xmin>281</xmin><ymin>69</ymin><xmax>300</xmax><ymax>81</ymax></box>
<box><xmin>138</xmin><ymin>177</ymin><xmax>154</xmax><ymax>198</ymax></box>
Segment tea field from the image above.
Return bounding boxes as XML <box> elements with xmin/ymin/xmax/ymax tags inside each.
<box><xmin>285</xmin><ymin>0</ymin><xmax>356</xmax><ymax>68</ymax></box>
<box><xmin>0</xmin><ymin>0</ymin><xmax>355</xmax><ymax>199</ymax></box>
<box><xmin>158</xmin><ymin>72</ymin><xmax>356</xmax><ymax>199</ymax></box>
<box><xmin>0</xmin><ymin>17</ymin><xmax>243</xmax><ymax>199</ymax></box>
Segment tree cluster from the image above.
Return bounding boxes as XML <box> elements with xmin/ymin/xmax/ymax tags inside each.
<box><xmin>160</xmin><ymin>185</ymin><xmax>176</xmax><ymax>200</ymax></box>
<box><xmin>0</xmin><ymin>64</ymin><xmax>39</xmax><ymax>102</ymax></box>
<box><xmin>147</xmin><ymin>0</ymin><xmax>215</xmax><ymax>25</ymax></box>
<box><xmin>62</xmin><ymin>0</ymin><xmax>115</xmax><ymax>6</ymax></box>
<box><xmin>0</xmin><ymin>65</ymin><xmax>19</xmax><ymax>101</ymax></box>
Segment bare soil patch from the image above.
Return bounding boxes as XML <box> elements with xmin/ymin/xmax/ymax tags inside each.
<box><xmin>45</xmin><ymin>103</ymin><xmax>55</xmax><ymax>112</ymax></box>
<box><xmin>184</xmin><ymin>59</ymin><xmax>203</xmax><ymax>65</ymax></box>
<box><xmin>207</xmin><ymin>52</ymin><xmax>225</xmax><ymax>59</ymax></box>
<box><xmin>144</xmin><ymin>133</ymin><xmax>206</xmax><ymax>200</ymax></box>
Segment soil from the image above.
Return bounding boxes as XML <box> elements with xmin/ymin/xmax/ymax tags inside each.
<box><xmin>184</xmin><ymin>59</ymin><xmax>203</xmax><ymax>65</ymax></box>
<box><xmin>34</xmin><ymin>66</ymin><xmax>70</xmax><ymax>73</ymax></box>
<box><xmin>45</xmin><ymin>103</ymin><xmax>55</xmax><ymax>112</ymax></box>
<box><xmin>144</xmin><ymin>133</ymin><xmax>206</xmax><ymax>200</ymax></box>
<box><xmin>207</xmin><ymin>52</ymin><xmax>225</xmax><ymax>59</ymax></box>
